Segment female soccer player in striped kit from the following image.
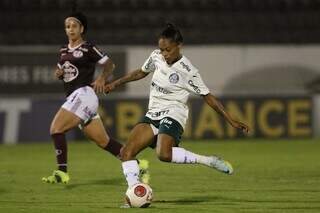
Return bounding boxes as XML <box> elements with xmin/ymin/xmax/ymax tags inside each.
<box><xmin>105</xmin><ymin>23</ymin><xmax>249</xmax><ymax>191</ymax></box>
<box><xmin>42</xmin><ymin>11</ymin><xmax>149</xmax><ymax>184</ymax></box>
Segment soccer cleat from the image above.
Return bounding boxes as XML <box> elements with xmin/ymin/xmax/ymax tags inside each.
<box><xmin>209</xmin><ymin>156</ymin><xmax>234</xmax><ymax>175</ymax></box>
<box><xmin>42</xmin><ymin>170</ymin><xmax>70</xmax><ymax>184</ymax></box>
<box><xmin>138</xmin><ymin>159</ymin><xmax>150</xmax><ymax>184</ymax></box>
<box><xmin>120</xmin><ymin>203</ymin><xmax>131</xmax><ymax>208</ymax></box>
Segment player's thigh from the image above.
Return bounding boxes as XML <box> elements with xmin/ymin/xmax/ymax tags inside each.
<box><xmin>121</xmin><ymin>123</ymin><xmax>155</xmax><ymax>160</ymax></box>
<box><xmin>82</xmin><ymin>117</ymin><xmax>110</xmax><ymax>148</ymax></box>
<box><xmin>50</xmin><ymin>108</ymin><xmax>81</xmax><ymax>134</ymax></box>
<box><xmin>156</xmin><ymin>134</ymin><xmax>176</xmax><ymax>162</ymax></box>
<box><xmin>54</xmin><ymin>86</ymin><xmax>99</xmax><ymax>135</ymax></box>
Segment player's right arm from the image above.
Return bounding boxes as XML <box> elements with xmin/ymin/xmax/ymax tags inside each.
<box><xmin>105</xmin><ymin>50</ymin><xmax>157</xmax><ymax>93</ymax></box>
<box><xmin>54</xmin><ymin>68</ymin><xmax>64</xmax><ymax>80</ymax></box>
<box><xmin>105</xmin><ymin>68</ymin><xmax>149</xmax><ymax>93</ymax></box>
<box><xmin>55</xmin><ymin>49</ymin><xmax>64</xmax><ymax>80</ymax></box>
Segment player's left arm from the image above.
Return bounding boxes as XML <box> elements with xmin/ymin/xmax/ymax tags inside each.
<box><xmin>92</xmin><ymin>59</ymin><xmax>115</xmax><ymax>93</ymax></box>
<box><xmin>202</xmin><ymin>93</ymin><xmax>249</xmax><ymax>133</ymax></box>
<box><xmin>89</xmin><ymin>43</ymin><xmax>115</xmax><ymax>93</ymax></box>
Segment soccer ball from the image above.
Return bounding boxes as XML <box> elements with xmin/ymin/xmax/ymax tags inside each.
<box><xmin>125</xmin><ymin>183</ymin><xmax>153</xmax><ymax>208</ymax></box>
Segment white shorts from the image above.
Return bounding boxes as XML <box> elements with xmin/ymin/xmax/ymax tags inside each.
<box><xmin>62</xmin><ymin>86</ymin><xmax>98</xmax><ymax>122</ymax></box>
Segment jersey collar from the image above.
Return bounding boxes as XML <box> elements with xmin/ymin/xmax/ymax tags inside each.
<box><xmin>166</xmin><ymin>55</ymin><xmax>184</xmax><ymax>67</ymax></box>
<box><xmin>68</xmin><ymin>41</ymin><xmax>86</xmax><ymax>51</ymax></box>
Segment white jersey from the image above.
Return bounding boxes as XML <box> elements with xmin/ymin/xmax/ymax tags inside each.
<box><xmin>141</xmin><ymin>49</ymin><xmax>210</xmax><ymax>129</ymax></box>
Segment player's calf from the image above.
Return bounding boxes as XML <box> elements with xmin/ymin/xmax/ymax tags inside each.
<box><xmin>156</xmin><ymin>152</ymin><xmax>172</xmax><ymax>162</ymax></box>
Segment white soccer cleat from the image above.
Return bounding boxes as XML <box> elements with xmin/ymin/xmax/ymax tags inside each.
<box><xmin>120</xmin><ymin>203</ymin><xmax>131</xmax><ymax>208</ymax></box>
<box><xmin>209</xmin><ymin>156</ymin><xmax>234</xmax><ymax>175</ymax></box>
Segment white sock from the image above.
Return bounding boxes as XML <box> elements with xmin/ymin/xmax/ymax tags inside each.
<box><xmin>171</xmin><ymin>147</ymin><xmax>212</xmax><ymax>166</ymax></box>
<box><xmin>122</xmin><ymin>160</ymin><xmax>140</xmax><ymax>187</ymax></box>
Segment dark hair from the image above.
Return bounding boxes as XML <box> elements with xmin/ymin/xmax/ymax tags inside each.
<box><xmin>160</xmin><ymin>23</ymin><xmax>183</xmax><ymax>44</ymax></box>
<box><xmin>65</xmin><ymin>1</ymin><xmax>87</xmax><ymax>34</ymax></box>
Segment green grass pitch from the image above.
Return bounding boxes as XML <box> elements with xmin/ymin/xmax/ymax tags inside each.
<box><xmin>1</xmin><ymin>140</ymin><xmax>320</xmax><ymax>213</ymax></box>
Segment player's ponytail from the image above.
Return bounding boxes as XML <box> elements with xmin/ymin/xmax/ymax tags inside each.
<box><xmin>160</xmin><ymin>23</ymin><xmax>183</xmax><ymax>44</ymax></box>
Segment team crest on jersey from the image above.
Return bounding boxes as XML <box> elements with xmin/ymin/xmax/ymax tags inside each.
<box><xmin>62</xmin><ymin>61</ymin><xmax>79</xmax><ymax>82</ymax></box>
<box><xmin>72</xmin><ymin>50</ymin><xmax>83</xmax><ymax>58</ymax></box>
<box><xmin>169</xmin><ymin>73</ymin><xmax>179</xmax><ymax>84</ymax></box>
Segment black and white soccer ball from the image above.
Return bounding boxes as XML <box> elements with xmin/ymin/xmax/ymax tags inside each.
<box><xmin>125</xmin><ymin>183</ymin><xmax>153</xmax><ymax>208</ymax></box>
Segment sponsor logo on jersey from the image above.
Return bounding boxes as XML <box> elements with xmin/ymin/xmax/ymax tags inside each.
<box><xmin>169</xmin><ymin>73</ymin><xmax>179</xmax><ymax>84</ymax></box>
<box><xmin>145</xmin><ymin>58</ymin><xmax>156</xmax><ymax>72</ymax></box>
<box><xmin>151</xmin><ymin>82</ymin><xmax>172</xmax><ymax>94</ymax></box>
<box><xmin>147</xmin><ymin>110</ymin><xmax>169</xmax><ymax>118</ymax></box>
<box><xmin>62</xmin><ymin>61</ymin><xmax>79</xmax><ymax>82</ymax></box>
<box><xmin>180</xmin><ymin>61</ymin><xmax>191</xmax><ymax>72</ymax></box>
<box><xmin>72</xmin><ymin>50</ymin><xmax>83</xmax><ymax>58</ymax></box>
<box><xmin>188</xmin><ymin>80</ymin><xmax>201</xmax><ymax>94</ymax></box>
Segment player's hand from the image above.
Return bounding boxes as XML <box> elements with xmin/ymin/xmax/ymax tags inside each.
<box><xmin>54</xmin><ymin>69</ymin><xmax>64</xmax><ymax>80</ymax></box>
<box><xmin>104</xmin><ymin>82</ymin><xmax>116</xmax><ymax>94</ymax></box>
<box><xmin>230</xmin><ymin>120</ymin><xmax>249</xmax><ymax>134</ymax></box>
<box><xmin>91</xmin><ymin>76</ymin><xmax>106</xmax><ymax>93</ymax></box>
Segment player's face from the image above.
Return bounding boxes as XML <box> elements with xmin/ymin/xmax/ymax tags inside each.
<box><xmin>158</xmin><ymin>38</ymin><xmax>181</xmax><ymax>65</ymax></box>
<box><xmin>65</xmin><ymin>18</ymin><xmax>83</xmax><ymax>41</ymax></box>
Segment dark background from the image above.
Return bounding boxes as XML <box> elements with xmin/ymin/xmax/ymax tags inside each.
<box><xmin>1</xmin><ymin>0</ymin><xmax>320</xmax><ymax>45</ymax></box>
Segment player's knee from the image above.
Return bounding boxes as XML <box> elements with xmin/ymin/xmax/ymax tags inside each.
<box><xmin>50</xmin><ymin>126</ymin><xmax>65</xmax><ymax>135</ymax></box>
<box><xmin>157</xmin><ymin>151</ymin><xmax>172</xmax><ymax>162</ymax></box>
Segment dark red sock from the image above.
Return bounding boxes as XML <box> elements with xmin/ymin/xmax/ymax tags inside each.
<box><xmin>51</xmin><ymin>133</ymin><xmax>67</xmax><ymax>172</ymax></box>
<box><xmin>103</xmin><ymin>138</ymin><xmax>123</xmax><ymax>158</ymax></box>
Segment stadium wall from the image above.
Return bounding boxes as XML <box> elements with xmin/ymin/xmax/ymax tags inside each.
<box><xmin>127</xmin><ymin>45</ymin><xmax>320</xmax><ymax>96</ymax></box>
<box><xmin>1</xmin><ymin>45</ymin><xmax>319</xmax><ymax>96</ymax></box>
<box><xmin>0</xmin><ymin>45</ymin><xmax>318</xmax><ymax>144</ymax></box>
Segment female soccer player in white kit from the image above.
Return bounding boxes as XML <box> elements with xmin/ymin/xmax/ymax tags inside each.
<box><xmin>105</xmin><ymin>23</ymin><xmax>249</xmax><ymax>188</ymax></box>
